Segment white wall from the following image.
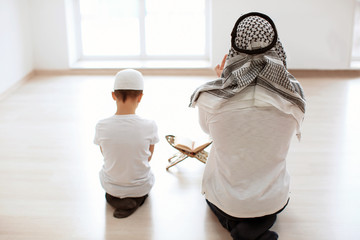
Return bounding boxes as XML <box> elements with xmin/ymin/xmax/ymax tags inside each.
<box><xmin>0</xmin><ymin>0</ymin><xmax>34</xmax><ymax>96</ymax></box>
<box><xmin>28</xmin><ymin>0</ymin><xmax>358</xmax><ymax>70</ymax></box>
<box><xmin>31</xmin><ymin>0</ymin><xmax>69</xmax><ymax>70</ymax></box>
<box><xmin>212</xmin><ymin>0</ymin><xmax>356</xmax><ymax>69</ymax></box>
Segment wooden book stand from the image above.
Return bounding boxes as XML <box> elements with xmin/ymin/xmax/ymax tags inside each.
<box><xmin>165</xmin><ymin>135</ymin><xmax>212</xmax><ymax>170</ymax></box>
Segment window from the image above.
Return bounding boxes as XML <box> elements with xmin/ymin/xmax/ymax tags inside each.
<box><xmin>76</xmin><ymin>0</ymin><xmax>210</xmax><ymax>60</ymax></box>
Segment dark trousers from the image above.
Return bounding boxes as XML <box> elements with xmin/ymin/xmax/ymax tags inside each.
<box><xmin>105</xmin><ymin>193</ymin><xmax>148</xmax><ymax>218</ymax></box>
<box><xmin>206</xmin><ymin>199</ymin><xmax>288</xmax><ymax>240</ymax></box>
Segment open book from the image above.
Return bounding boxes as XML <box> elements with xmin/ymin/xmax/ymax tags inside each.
<box><xmin>174</xmin><ymin>136</ymin><xmax>212</xmax><ymax>154</ymax></box>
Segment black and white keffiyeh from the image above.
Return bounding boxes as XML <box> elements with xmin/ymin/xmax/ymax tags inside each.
<box><xmin>189</xmin><ymin>12</ymin><xmax>305</xmax><ymax>114</ymax></box>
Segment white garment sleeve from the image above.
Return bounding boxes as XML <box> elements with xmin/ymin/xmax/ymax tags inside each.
<box><xmin>93</xmin><ymin>123</ymin><xmax>100</xmax><ymax>145</ymax></box>
<box><xmin>151</xmin><ymin>121</ymin><xmax>160</xmax><ymax>144</ymax></box>
<box><xmin>198</xmin><ymin>107</ymin><xmax>210</xmax><ymax>134</ymax></box>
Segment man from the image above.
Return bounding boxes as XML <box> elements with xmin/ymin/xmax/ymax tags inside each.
<box><xmin>190</xmin><ymin>12</ymin><xmax>306</xmax><ymax>240</ymax></box>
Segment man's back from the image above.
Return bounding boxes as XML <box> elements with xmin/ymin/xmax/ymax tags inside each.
<box><xmin>198</xmin><ymin>95</ymin><xmax>297</xmax><ymax>218</ymax></box>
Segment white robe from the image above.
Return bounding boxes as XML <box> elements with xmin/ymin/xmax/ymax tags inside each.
<box><xmin>197</xmin><ymin>86</ymin><xmax>301</xmax><ymax>217</ymax></box>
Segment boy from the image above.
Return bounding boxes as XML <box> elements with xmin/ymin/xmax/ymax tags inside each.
<box><xmin>94</xmin><ymin>69</ymin><xmax>159</xmax><ymax>218</ymax></box>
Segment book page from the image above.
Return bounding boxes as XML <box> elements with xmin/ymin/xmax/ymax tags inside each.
<box><xmin>174</xmin><ymin>136</ymin><xmax>193</xmax><ymax>152</ymax></box>
<box><xmin>193</xmin><ymin>140</ymin><xmax>212</xmax><ymax>153</ymax></box>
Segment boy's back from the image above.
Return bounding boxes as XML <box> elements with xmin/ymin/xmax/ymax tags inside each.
<box><xmin>94</xmin><ymin>114</ymin><xmax>158</xmax><ymax>198</ymax></box>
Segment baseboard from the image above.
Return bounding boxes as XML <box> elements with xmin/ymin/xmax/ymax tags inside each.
<box><xmin>34</xmin><ymin>68</ymin><xmax>215</xmax><ymax>76</ymax></box>
<box><xmin>0</xmin><ymin>70</ymin><xmax>35</xmax><ymax>101</ymax></box>
<box><xmin>35</xmin><ymin>68</ymin><xmax>360</xmax><ymax>77</ymax></box>
<box><xmin>289</xmin><ymin>69</ymin><xmax>360</xmax><ymax>78</ymax></box>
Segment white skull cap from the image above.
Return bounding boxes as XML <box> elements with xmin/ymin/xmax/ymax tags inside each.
<box><xmin>114</xmin><ymin>69</ymin><xmax>144</xmax><ymax>90</ymax></box>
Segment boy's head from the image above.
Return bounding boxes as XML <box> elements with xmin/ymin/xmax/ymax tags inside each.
<box><xmin>113</xmin><ymin>69</ymin><xmax>144</xmax><ymax>103</ymax></box>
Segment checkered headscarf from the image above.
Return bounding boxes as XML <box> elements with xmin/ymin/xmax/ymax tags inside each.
<box><xmin>189</xmin><ymin>12</ymin><xmax>305</xmax><ymax>114</ymax></box>
<box><xmin>229</xmin><ymin>14</ymin><xmax>287</xmax><ymax>68</ymax></box>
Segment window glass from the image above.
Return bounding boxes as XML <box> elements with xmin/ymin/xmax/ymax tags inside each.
<box><xmin>78</xmin><ymin>0</ymin><xmax>208</xmax><ymax>58</ymax></box>
<box><xmin>79</xmin><ymin>0</ymin><xmax>140</xmax><ymax>56</ymax></box>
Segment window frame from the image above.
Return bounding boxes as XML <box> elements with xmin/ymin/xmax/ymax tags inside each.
<box><xmin>72</xmin><ymin>0</ymin><xmax>211</xmax><ymax>62</ymax></box>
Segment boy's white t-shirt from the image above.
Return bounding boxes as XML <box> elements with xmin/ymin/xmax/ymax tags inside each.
<box><xmin>94</xmin><ymin>114</ymin><xmax>159</xmax><ymax>198</ymax></box>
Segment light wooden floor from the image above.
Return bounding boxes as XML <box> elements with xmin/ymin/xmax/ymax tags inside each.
<box><xmin>0</xmin><ymin>72</ymin><xmax>360</xmax><ymax>240</ymax></box>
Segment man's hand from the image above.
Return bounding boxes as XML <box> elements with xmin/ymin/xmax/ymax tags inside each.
<box><xmin>214</xmin><ymin>54</ymin><xmax>228</xmax><ymax>77</ymax></box>
<box><xmin>148</xmin><ymin>145</ymin><xmax>155</xmax><ymax>162</ymax></box>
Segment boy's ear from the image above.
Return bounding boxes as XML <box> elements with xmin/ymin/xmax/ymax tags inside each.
<box><xmin>112</xmin><ymin>92</ymin><xmax>116</xmax><ymax>101</ymax></box>
<box><xmin>137</xmin><ymin>93</ymin><xmax>143</xmax><ymax>103</ymax></box>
